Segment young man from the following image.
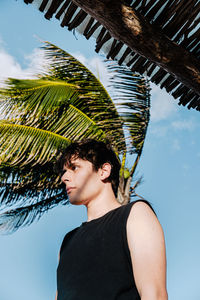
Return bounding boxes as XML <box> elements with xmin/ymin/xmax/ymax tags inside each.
<box><xmin>55</xmin><ymin>139</ymin><xmax>168</xmax><ymax>300</ymax></box>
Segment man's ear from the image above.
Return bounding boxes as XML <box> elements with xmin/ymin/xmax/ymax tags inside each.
<box><xmin>99</xmin><ymin>163</ymin><xmax>111</xmax><ymax>180</ymax></box>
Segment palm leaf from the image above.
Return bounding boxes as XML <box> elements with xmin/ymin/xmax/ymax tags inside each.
<box><xmin>0</xmin><ymin>78</ymin><xmax>78</xmax><ymax>120</ymax></box>
<box><xmin>39</xmin><ymin>42</ymin><xmax>126</xmax><ymax>151</ymax></box>
<box><xmin>47</xmin><ymin>104</ymin><xmax>107</xmax><ymax>139</ymax></box>
<box><xmin>0</xmin><ymin>42</ymin><xmax>126</xmax><ymax>153</ymax></box>
<box><xmin>0</xmin><ymin>78</ymin><xmax>120</xmax><ymax>148</ymax></box>
<box><xmin>0</xmin><ymin>191</ymin><xmax>68</xmax><ymax>234</ymax></box>
<box><xmin>106</xmin><ymin>61</ymin><xmax>150</xmax><ymax>155</ymax></box>
<box><xmin>0</xmin><ymin>162</ymin><xmax>63</xmax><ymax>207</ymax></box>
<box><xmin>0</xmin><ymin>121</ymin><xmax>70</xmax><ymax>166</ymax></box>
<box><xmin>0</xmin><ymin>160</ymin><xmax>67</xmax><ymax>233</ymax></box>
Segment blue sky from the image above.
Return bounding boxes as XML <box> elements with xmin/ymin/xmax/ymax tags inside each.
<box><xmin>0</xmin><ymin>1</ymin><xmax>200</xmax><ymax>300</ymax></box>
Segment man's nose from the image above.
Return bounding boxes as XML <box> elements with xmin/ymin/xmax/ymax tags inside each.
<box><xmin>61</xmin><ymin>171</ymin><xmax>71</xmax><ymax>183</ymax></box>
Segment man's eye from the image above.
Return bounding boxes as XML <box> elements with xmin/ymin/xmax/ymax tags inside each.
<box><xmin>72</xmin><ymin>165</ymin><xmax>78</xmax><ymax>170</ymax></box>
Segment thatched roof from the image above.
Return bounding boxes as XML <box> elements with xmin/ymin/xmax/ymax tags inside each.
<box><xmin>24</xmin><ymin>0</ymin><xmax>200</xmax><ymax>111</ymax></box>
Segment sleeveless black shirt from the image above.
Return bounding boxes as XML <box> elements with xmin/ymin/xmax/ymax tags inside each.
<box><xmin>57</xmin><ymin>201</ymin><xmax>150</xmax><ymax>300</ymax></box>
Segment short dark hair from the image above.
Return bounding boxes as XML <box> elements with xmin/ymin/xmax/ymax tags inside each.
<box><xmin>56</xmin><ymin>139</ymin><xmax>121</xmax><ymax>197</ymax></box>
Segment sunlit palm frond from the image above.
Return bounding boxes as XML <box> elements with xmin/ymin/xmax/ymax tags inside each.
<box><xmin>34</xmin><ymin>103</ymin><xmax>123</xmax><ymax>152</ymax></box>
<box><xmin>39</xmin><ymin>42</ymin><xmax>126</xmax><ymax>151</ymax></box>
<box><xmin>0</xmin><ymin>52</ymin><xmax>126</xmax><ymax>152</ymax></box>
<box><xmin>0</xmin><ymin>121</ymin><xmax>70</xmax><ymax>166</ymax></box>
<box><xmin>0</xmin><ymin>78</ymin><xmax>78</xmax><ymax>121</ymax></box>
<box><xmin>47</xmin><ymin>104</ymin><xmax>107</xmax><ymax>139</ymax></box>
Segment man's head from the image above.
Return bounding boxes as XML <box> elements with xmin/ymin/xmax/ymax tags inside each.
<box><xmin>57</xmin><ymin>139</ymin><xmax>121</xmax><ymax>202</ymax></box>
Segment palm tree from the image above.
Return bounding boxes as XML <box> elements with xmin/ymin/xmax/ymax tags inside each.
<box><xmin>0</xmin><ymin>42</ymin><xmax>150</xmax><ymax>233</ymax></box>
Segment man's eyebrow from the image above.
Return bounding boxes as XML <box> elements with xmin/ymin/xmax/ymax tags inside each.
<box><xmin>68</xmin><ymin>161</ymin><xmax>76</xmax><ymax>167</ymax></box>
<box><xmin>61</xmin><ymin>161</ymin><xmax>77</xmax><ymax>172</ymax></box>
<box><xmin>70</xmin><ymin>161</ymin><xmax>80</xmax><ymax>165</ymax></box>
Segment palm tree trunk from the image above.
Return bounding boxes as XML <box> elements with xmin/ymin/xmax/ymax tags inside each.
<box><xmin>118</xmin><ymin>175</ymin><xmax>132</xmax><ymax>205</ymax></box>
<box><xmin>72</xmin><ymin>0</ymin><xmax>200</xmax><ymax>97</ymax></box>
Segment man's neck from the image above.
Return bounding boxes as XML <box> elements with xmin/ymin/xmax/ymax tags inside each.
<box><xmin>85</xmin><ymin>187</ymin><xmax>121</xmax><ymax>222</ymax></box>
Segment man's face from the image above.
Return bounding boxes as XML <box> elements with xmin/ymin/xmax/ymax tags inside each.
<box><xmin>61</xmin><ymin>157</ymin><xmax>103</xmax><ymax>205</ymax></box>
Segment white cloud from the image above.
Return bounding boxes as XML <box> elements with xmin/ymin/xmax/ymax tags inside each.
<box><xmin>0</xmin><ymin>45</ymin><xmax>44</xmax><ymax>86</ymax></box>
<box><xmin>171</xmin><ymin>119</ymin><xmax>197</xmax><ymax>131</ymax></box>
<box><xmin>0</xmin><ymin>48</ymin><xmax>25</xmax><ymax>81</ymax></box>
<box><xmin>150</xmin><ymin>83</ymin><xmax>178</xmax><ymax>122</ymax></box>
<box><xmin>24</xmin><ymin>48</ymin><xmax>45</xmax><ymax>76</ymax></box>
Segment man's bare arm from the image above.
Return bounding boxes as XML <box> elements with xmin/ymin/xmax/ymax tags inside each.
<box><xmin>55</xmin><ymin>290</ymin><xmax>57</xmax><ymax>300</ymax></box>
<box><xmin>55</xmin><ymin>251</ymin><xmax>60</xmax><ymax>300</ymax></box>
<box><xmin>127</xmin><ymin>202</ymin><xmax>168</xmax><ymax>300</ymax></box>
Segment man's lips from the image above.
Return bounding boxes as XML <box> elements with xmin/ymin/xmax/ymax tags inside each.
<box><xmin>66</xmin><ymin>187</ymin><xmax>75</xmax><ymax>194</ymax></box>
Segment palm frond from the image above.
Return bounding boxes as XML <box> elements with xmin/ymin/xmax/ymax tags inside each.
<box><xmin>39</xmin><ymin>42</ymin><xmax>126</xmax><ymax>152</ymax></box>
<box><xmin>0</xmin><ymin>47</ymin><xmax>126</xmax><ymax>152</ymax></box>
<box><xmin>106</xmin><ymin>61</ymin><xmax>151</xmax><ymax>155</ymax></box>
<box><xmin>48</xmin><ymin>104</ymin><xmax>107</xmax><ymax>138</ymax></box>
<box><xmin>0</xmin><ymin>121</ymin><xmax>70</xmax><ymax>166</ymax></box>
<box><xmin>0</xmin><ymin>191</ymin><xmax>68</xmax><ymax>234</ymax></box>
<box><xmin>0</xmin><ymin>78</ymin><xmax>78</xmax><ymax>120</ymax></box>
<box><xmin>0</xmin><ymin>161</ymin><xmax>63</xmax><ymax>207</ymax></box>
<box><xmin>19</xmin><ymin>102</ymin><xmax>113</xmax><ymax>147</ymax></box>
<box><xmin>0</xmin><ymin>77</ymin><xmax>122</xmax><ymax>149</ymax></box>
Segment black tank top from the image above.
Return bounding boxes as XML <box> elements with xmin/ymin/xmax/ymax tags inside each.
<box><xmin>57</xmin><ymin>200</ymin><xmax>153</xmax><ymax>300</ymax></box>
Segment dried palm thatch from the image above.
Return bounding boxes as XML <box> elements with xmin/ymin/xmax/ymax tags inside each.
<box><xmin>23</xmin><ymin>0</ymin><xmax>200</xmax><ymax>110</ymax></box>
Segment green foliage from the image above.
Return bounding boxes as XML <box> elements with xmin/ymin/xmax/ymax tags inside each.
<box><xmin>0</xmin><ymin>42</ymin><xmax>150</xmax><ymax>233</ymax></box>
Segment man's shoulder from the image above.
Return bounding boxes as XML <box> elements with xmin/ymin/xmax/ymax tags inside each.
<box><xmin>60</xmin><ymin>226</ymin><xmax>80</xmax><ymax>254</ymax></box>
<box><xmin>127</xmin><ymin>200</ymin><xmax>162</xmax><ymax>244</ymax></box>
<box><xmin>127</xmin><ymin>200</ymin><xmax>156</xmax><ymax>217</ymax></box>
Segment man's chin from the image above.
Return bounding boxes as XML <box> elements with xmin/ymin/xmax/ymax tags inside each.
<box><xmin>68</xmin><ymin>196</ymin><xmax>82</xmax><ymax>205</ymax></box>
